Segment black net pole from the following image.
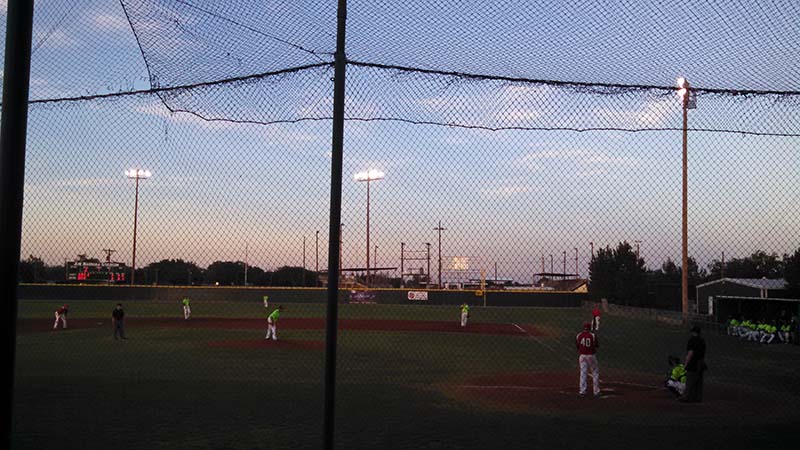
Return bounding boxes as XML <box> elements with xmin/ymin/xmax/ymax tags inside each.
<box><xmin>0</xmin><ymin>0</ymin><xmax>35</xmax><ymax>446</ymax></box>
<box><xmin>323</xmin><ymin>0</ymin><xmax>347</xmax><ymax>448</ymax></box>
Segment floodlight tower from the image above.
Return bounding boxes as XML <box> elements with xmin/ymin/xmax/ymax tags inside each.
<box><xmin>125</xmin><ymin>169</ymin><xmax>151</xmax><ymax>285</ymax></box>
<box><xmin>354</xmin><ymin>169</ymin><xmax>384</xmax><ymax>287</ymax></box>
<box><xmin>677</xmin><ymin>76</ymin><xmax>693</xmax><ymax>322</ymax></box>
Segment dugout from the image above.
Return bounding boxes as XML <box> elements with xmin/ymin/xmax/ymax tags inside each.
<box><xmin>696</xmin><ymin>277</ymin><xmax>800</xmax><ymax>321</ymax></box>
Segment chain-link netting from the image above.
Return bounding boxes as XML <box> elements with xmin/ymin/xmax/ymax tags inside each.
<box><xmin>8</xmin><ymin>1</ymin><xmax>800</xmax><ymax>449</ymax></box>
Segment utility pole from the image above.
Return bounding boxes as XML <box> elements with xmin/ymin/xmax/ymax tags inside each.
<box><xmin>434</xmin><ymin>221</ymin><xmax>446</xmax><ymax>288</ymax></box>
<box><xmin>244</xmin><ymin>243</ymin><xmax>248</xmax><ymax>286</ymax></box>
<box><xmin>303</xmin><ymin>236</ymin><xmax>306</xmax><ymax>286</ymax></box>
<box><xmin>562</xmin><ymin>251</ymin><xmax>566</xmax><ymax>279</ymax></box>
<box><xmin>550</xmin><ymin>254</ymin><xmax>554</xmax><ymax>273</ymax></box>
<box><xmin>634</xmin><ymin>240</ymin><xmax>641</xmax><ymax>259</ymax></box>
<box><xmin>316</xmin><ymin>230</ymin><xmax>319</xmax><ymax>286</ymax></box>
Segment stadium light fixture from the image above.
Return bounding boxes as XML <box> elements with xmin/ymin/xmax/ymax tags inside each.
<box><xmin>125</xmin><ymin>168</ymin><xmax>152</xmax><ymax>285</ymax></box>
<box><xmin>354</xmin><ymin>169</ymin><xmax>385</xmax><ymax>287</ymax></box>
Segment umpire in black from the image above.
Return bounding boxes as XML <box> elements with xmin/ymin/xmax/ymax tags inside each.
<box><xmin>679</xmin><ymin>325</ymin><xmax>706</xmax><ymax>402</ymax></box>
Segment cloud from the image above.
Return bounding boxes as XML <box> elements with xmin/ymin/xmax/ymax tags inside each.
<box><xmin>33</xmin><ymin>29</ymin><xmax>79</xmax><ymax>49</ymax></box>
<box><xmin>593</xmin><ymin>97</ymin><xmax>675</xmax><ymax>127</ymax></box>
<box><xmin>91</xmin><ymin>13</ymin><xmax>131</xmax><ymax>32</ymax></box>
<box><xmin>516</xmin><ymin>147</ymin><xmax>638</xmax><ymax>169</ymax></box>
<box><xmin>134</xmin><ymin>103</ymin><xmax>238</xmax><ymax>130</ymax></box>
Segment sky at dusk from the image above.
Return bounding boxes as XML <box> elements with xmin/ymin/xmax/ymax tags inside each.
<box><xmin>3</xmin><ymin>0</ymin><xmax>799</xmax><ymax>283</ymax></box>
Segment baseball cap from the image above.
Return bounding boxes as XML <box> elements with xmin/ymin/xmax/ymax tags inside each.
<box><xmin>690</xmin><ymin>325</ymin><xmax>701</xmax><ymax>333</ymax></box>
<box><xmin>583</xmin><ymin>322</ymin><xmax>591</xmax><ymax>330</ymax></box>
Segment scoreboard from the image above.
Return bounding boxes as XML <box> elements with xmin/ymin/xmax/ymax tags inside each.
<box><xmin>67</xmin><ymin>260</ymin><xmax>127</xmax><ymax>283</ymax></box>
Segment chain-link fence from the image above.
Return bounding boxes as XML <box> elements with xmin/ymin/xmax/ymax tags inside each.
<box><xmin>8</xmin><ymin>1</ymin><xmax>800</xmax><ymax>449</ymax></box>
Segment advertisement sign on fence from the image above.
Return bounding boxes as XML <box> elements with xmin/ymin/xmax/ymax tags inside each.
<box><xmin>350</xmin><ymin>290</ymin><xmax>377</xmax><ymax>304</ymax></box>
<box><xmin>407</xmin><ymin>291</ymin><xmax>428</xmax><ymax>301</ymax></box>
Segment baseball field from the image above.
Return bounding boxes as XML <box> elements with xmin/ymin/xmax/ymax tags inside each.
<box><xmin>13</xmin><ymin>299</ymin><xmax>800</xmax><ymax>449</ymax></box>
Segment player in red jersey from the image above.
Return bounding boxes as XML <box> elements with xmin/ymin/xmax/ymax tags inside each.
<box><xmin>576</xmin><ymin>322</ymin><xmax>600</xmax><ymax>397</ymax></box>
<box><xmin>53</xmin><ymin>304</ymin><xmax>69</xmax><ymax>330</ymax></box>
<box><xmin>591</xmin><ymin>303</ymin><xmax>601</xmax><ymax>331</ymax></box>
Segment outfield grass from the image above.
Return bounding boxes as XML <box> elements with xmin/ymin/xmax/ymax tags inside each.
<box><xmin>13</xmin><ymin>300</ymin><xmax>800</xmax><ymax>449</ymax></box>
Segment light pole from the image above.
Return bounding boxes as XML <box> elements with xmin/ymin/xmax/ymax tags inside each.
<box><xmin>244</xmin><ymin>243</ymin><xmax>248</xmax><ymax>286</ymax></box>
<box><xmin>354</xmin><ymin>169</ymin><xmax>384</xmax><ymax>287</ymax></box>
<box><xmin>574</xmin><ymin>247</ymin><xmax>578</xmax><ymax>277</ymax></box>
<box><xmin>316</xmin><ymin>230</ymin><xmax>320</xmax><ymax>286</ymax></box>
<box><xmin>425</xmin><ymin>242</ymin><xmax>431</xmax><ymax>287</ymax></box>
<box><xmin>125</xmin><ymin>168</ymin><xmax>151</xmax><ymax>285</ymax></box>
<box><xmin>678</xmin><ymin>76</ymin><xmax>693</xmax><ymax>322</ymax></box>
<box><xmin>400</xmin><ymin>242</ymin><xmax>405</xmax><ymax>287</ymax></box>
<box><xmin>434</xmin><ymin>221</ymin><xmax>446</xmax><ymax>288</ymax></box>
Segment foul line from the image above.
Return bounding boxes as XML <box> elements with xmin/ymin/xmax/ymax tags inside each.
<box><xmin>512</xmin><ymin>322</ymin><xmax>574</xmax><ymax>365</ymax></box>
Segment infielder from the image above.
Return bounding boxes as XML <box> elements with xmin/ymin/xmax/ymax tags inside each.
<box><xmin>53</xmin><ymin>304</ymin><xmax>69</xmax><ymax>330</ymax></box>
<box><xmin>182</xmin><ymin>296</ymin><xmax>191</xmax><ymax>320</ymax></box>
<box><xmin>265</xmin><ymin>305</ymin><xmax>283</xmax><ymax>340</ymax></box>
<box><xmin>460</xmin><ymin>303</ymin><xmax>470</xmax><ymax>327</ymax></box>
<box><xmin>576</xmin><ymin>322</ymin><xmax>601</xmax><ymax>397</ymax></box>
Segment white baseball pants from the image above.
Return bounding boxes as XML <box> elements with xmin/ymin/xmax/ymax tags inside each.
<box><xmin>666</xmin><ymin>379</ymin><xmax>686</xmax><ymax>396</ymax></box>
<box><xmin>579</xmin><ymin>354</ymin><xmax>600</xmax><ymax>395</ymax></box>
<box><xmin>460</xmin><ymin>312</ymin><xmax>468</xmax><ymax>327</ymax></box>
<box><xmin>183</xmin><ymin>305</ymin><xmax>191</xmax><ymax>320</ymax></box>
<box><xmin>53</xmin><ymin>312</ymin><xmax>67</xmax><ymax>329</ymax></box>
<box><xmin>265</xmin><ymin>318</ymin><xmax>277</xmax><ymax>340</ymax></box>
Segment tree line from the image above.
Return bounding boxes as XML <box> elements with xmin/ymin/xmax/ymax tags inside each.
<box><xmin>589</xmin><ymin>243</ymin><xmax>800</xmax><ymax>307</ymax></box>
<box><xmin>18</xmin><ymin>257</ymin><xmax>319</xmax><ymax>287</ymax></box>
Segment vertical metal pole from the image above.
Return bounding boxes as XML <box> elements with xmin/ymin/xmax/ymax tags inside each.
<box><xmin>324</xmin><ymin>0</ymin><xmax>347</xmax><ymax>447</ymax></box>
<box><xmin>681</xmin><ymin>84</ymin><xmax>690</xmax><ymax>323</ymax></box>
<box><xmin>400</xmin><ymin>242</ymin><xmax>405</xmax><ymax>287</ymax></box>
<box><xmin>374</xmin><ymin>245</ymin><xmax>377</xmax><ymax>270</ymax></box>
<box><xmin>721</xmin><ymin>251</ymin><xmax>725</xmax><ymax>279</ymax></box>
<box><xmin>434</xmin><ymin>221</ymin><xmax>446</xmax><ymax>288</ymax></box>
<box><xmin>244</xmin><ymin>243</ymin><xmax>248</xmax><ymax>286</ymax></box>
<box><xmin>562</xmin><ymin>251</ymin><xmax>566</xmax><ymax>279</ymax></box>
<box><xmin>316</xmin><ymin>230</ymin><xmax>319</xmax><ymax>285</ymax></box>
<box><xmin>0</xmin><ymin>0</ymin><xmax>35</xmax><ymax>444</ymax></box>
<box><xmin>303</xmin><ymin>236</ymin><xmax>306</xmax><ymax>286</ymax></box>
<box><xmin>131</xmin><ymin>176</ymin><xmax>140</xmax><ymax>285</ymax></box>
<box><xmin>426</xmin><ymin>243</ymin><xmax>431</xmax><ymax>287</ymax></box>
<box><xmin>574</xmin><ymin>247</ymin><xmax>578</xmax><ymax>277</ymax></box>
<box><xmin>366</xmin><ymin>179</ymin><xmax>370</xmax><ymax>287</ymax></box>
